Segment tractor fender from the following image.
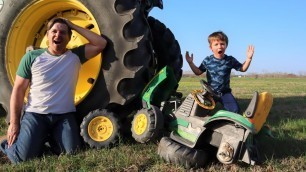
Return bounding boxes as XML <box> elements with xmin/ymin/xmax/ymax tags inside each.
<box><xmin>203</xmin><ymin>110</ymin><xmax>255</xmax><ymax>133</ymax></box>
<box><xmin>199</xmin><ymin>111</ymin><xmax>258</xmax><ymax>165</ymax></box>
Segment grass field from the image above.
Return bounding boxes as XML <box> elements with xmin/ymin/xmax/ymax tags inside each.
<box><xmin>0</xmin><ymin>76</ymin><xmax>305</xmax><ymax>171</ymax></box>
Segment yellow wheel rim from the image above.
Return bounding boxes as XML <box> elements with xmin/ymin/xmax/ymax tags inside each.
<box><xmin>133</xmin><ymin>113</ymin><xmax>148</xmax><ymax>135</ymax></box>
<box><xmin>88</xmin><ymin>116</ymin><xmax>113</xmax><ymax>142</ymax></box>
<box><xmin>6</xmin><ymin>0</ymin><xmax>102</xmax><ymax>105</ymax></box>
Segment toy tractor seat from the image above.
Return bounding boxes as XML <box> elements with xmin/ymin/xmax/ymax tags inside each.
<box><xmin>243</xmin><ymin>92</ymin><xmax>273</xmax><ymax>133</ymax></box>
<box><xmin>244</xmin><ymin>91</ymin><xmax>259</xmax><ymax>118</ymax></box>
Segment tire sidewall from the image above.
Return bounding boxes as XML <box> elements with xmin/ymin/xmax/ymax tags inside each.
<box><xmin>0</xmin><ymin>0</ymin><xmax>31</xmax><ymax>122</ymax></box>
<box><xmin>158</xmin><ymin>137</ymin><xmax>209</xmax><ymax>169</ymax></box>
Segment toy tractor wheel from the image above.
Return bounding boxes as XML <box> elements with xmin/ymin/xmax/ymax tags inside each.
<box><xmin>80</xmin><ymin>109</ymin><xmax>120</xmax><ymax>149</ymax></box>
<box><xmin>158</xmin><ymin>137</ymin><xmax>209</xmax><ymax>169</ymax></box>
<box><xmin>131</xmin><ymin>105</ymin><xmax>164</xmax><ymax>143</ymax></box>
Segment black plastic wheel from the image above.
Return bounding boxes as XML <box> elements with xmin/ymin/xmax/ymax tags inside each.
<box><xmin>158</xmin><ymin>137</ymin><xmax>209</xmax><ymax>169</ymax></box>
<box><xmin>131</xmin><ymin>105</ymin><xmax>164</xmax><ymax>143</ymax></box>
<box><xmin>80</xmin><ymin>109</ymin><xmax>120</xmax><ymax>149</ymax></box>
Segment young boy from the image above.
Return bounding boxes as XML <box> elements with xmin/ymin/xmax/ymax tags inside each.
<box><xmin>186</xmin><ymin>31</ymin><xmax>254</xmax><ymax>113</ymax></box>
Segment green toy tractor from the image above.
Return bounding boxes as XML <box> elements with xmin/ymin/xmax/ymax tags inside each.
<box><xmin>133</xmin><ymin>66</ymin><xmax>273</xmax><ymax>169</ymax></box>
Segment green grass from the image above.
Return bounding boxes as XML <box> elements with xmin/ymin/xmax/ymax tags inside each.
<box><xmin>1</xmin><ymin>76</ymin><xmax>306</xmax><ymax>171</ymax></box>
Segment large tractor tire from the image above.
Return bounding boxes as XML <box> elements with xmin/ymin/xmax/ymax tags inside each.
<box><xmin>0</xmin><ymin>0</ymin><xmax>154</xmax><ymax>123</ymax></box>
<box><xmin>158</xmin><ymin>137</ymin><xmax>209</xmax><ymax>169</ymax></box>
<box><xmin>147</xmin><ymin>16</ymin><xmax>183</xmax><ymax>82</ymax></box>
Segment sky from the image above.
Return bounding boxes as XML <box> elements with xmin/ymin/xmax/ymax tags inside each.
<box><xmin>0</xmin><ymin>1</ymin><xmax>305</xmax><ymax>75</ymax></box>
<box><xmin>150</xmin><ymin>0</ymin><xmax>306</xmax><ymax>75</ymax></box>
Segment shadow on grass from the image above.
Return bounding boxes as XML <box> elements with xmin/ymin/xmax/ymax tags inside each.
<box><xmin>238</xmin><ymin>95</ymin><xmax>306</xmax><ymax>161</ymax></box>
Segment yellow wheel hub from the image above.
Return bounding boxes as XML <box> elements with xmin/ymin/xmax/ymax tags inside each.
<box><xmin>88</xmin><ymin>116</ymin><xmax>113</xmax><ymax>142</ymax></box>
<box><xmin>133</xmin><ymin>113</ymin><xmax>148</xmax><ymax>135</ymax></box>
<box><xmin>6</xmin><ymin>0</ymin><xmax>102</xmax><ymax>105</ymax></box>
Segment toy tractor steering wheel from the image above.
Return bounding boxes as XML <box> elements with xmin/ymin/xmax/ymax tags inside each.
<box><xmin>200</xmin><ymin>80</ymin><xmax>220</xmax><ymax>98</ymax></box>
<box><xmin>192</xmin><ymin>90</ymin><xmax>216</xmax><ymax>110</ymax></box>
<box><xmin>192</xmin><ymin>80</ymin><xmax>218</xmax><ymax>110</ymax></box>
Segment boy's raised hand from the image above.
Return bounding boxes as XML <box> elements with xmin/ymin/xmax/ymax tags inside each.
<box><xmin>185</xmin><ymin>51</ymin><xmax>194</xmax><ymax>64</ymax></box>
<box><xmin>246</xmin><ymin>45</ymin><xmax>255</xmax><ymax>60</ymax></box>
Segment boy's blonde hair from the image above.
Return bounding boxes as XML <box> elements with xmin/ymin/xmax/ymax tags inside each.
<box><xmin>208</xmin><ymin>31</ymin><xmax>228</xmax><ymax>46</ymax></box>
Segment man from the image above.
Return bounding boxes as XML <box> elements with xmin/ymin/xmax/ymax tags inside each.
<box><xmin>0</xmin><ymin>17</ymin><xmax>107</xmax><ymax>164</ymax></box>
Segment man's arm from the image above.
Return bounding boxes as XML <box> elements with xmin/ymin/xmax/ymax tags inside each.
<box><xmin>65</xmin><ymin>19</ymin><xmax>107</xmax><ymax>59</ymax></box>
<box><xmin>241</xmin><ymin>45</ymin><xmax>254</xmax><ymax>72</ymax></box>
<box><xmin>7</xmin><ymin>75</ymin><xmax>29</xmax><ymax>147</ymax></box>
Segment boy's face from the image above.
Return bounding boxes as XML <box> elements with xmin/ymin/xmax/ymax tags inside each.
<box><xmin>209</xmin><ymin>39</ymin><xmax>227</xmax><ymax>59</ymax></box>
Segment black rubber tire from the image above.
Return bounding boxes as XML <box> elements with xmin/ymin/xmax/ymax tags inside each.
<box><xmin>131</xmin><ymin>105</ymin><xmax>163</xmax><ymax>143</ymax></box>
<box><xmin>151</xmin><ymin>105</ymin><xmax>164</xmax><ymax>132</ymax></box>
<box><xmin>147</xmin><ymin>16</ymin><xmax>183</xmax><ymax>82</ymax></box>
<box><xmin>0</xmin><ymin>105</ymin><xmax>6</xmax><ymax>117</ymax></box>
<box><xmin>0</xmin><ymin>0</ymin><xmax>26</xmax><ymax>123</ymax></box>
<box><xmin>158</xmin><ymin>137</ymin><xmax>209</xmax><ymax>169</ymax></box>
<box><xmin>80</xmin><ymin>109</ymin><xmax>120</xmax><ymax>149</ymax></box>
<box><xmin>0</xmin><ymin>0</ymin><xmax>154</xmax><ymax>123</ymax></box>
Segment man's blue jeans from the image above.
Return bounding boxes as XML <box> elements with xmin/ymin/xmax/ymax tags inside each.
<box><xmin>0</xmin><ymin>111</ymin><xmax>82</xmax><ymax>164</ymax></box>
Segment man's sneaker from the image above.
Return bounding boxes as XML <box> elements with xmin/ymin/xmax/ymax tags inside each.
<box><xmin>0</xmin><ymin>135</ymin><xmax>10</xmax><ymax>164</ymax></box>
<box><xmin>0</xmin><ymin>151</ymin><xmax>10</xmax><ymax>164</ymax></box>
<box><xmin>0</xmin><ymin>135</ymin><xmax>6</xmax><ymax>143</ymax></box>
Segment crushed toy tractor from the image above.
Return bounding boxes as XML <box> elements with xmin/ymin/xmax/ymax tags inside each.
<box><xmin>157</xmin><ymin>79</ymin><xmax>273</xmax><ymax>168</ymax></box>
<box><xmin>133</xmin><ymin>67</ymin><xmax>273</xmax><ymax>169</ymax></box>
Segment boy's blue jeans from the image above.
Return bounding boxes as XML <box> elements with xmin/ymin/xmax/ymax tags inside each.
<box><xmin>219</xmin><ymin>92</ymin><xmax>240</xmax><ymax>113</ymax></box>
<box><xmin>0</xmin><ymin>111</ymin><xmax>82</xmax><ymax>164</ymax></box>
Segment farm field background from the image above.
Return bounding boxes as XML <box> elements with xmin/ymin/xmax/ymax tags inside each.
<box><xmin>0</xmin><ymin>76</ymin><xmax>305</xmax><ymax>171</ymax></box>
